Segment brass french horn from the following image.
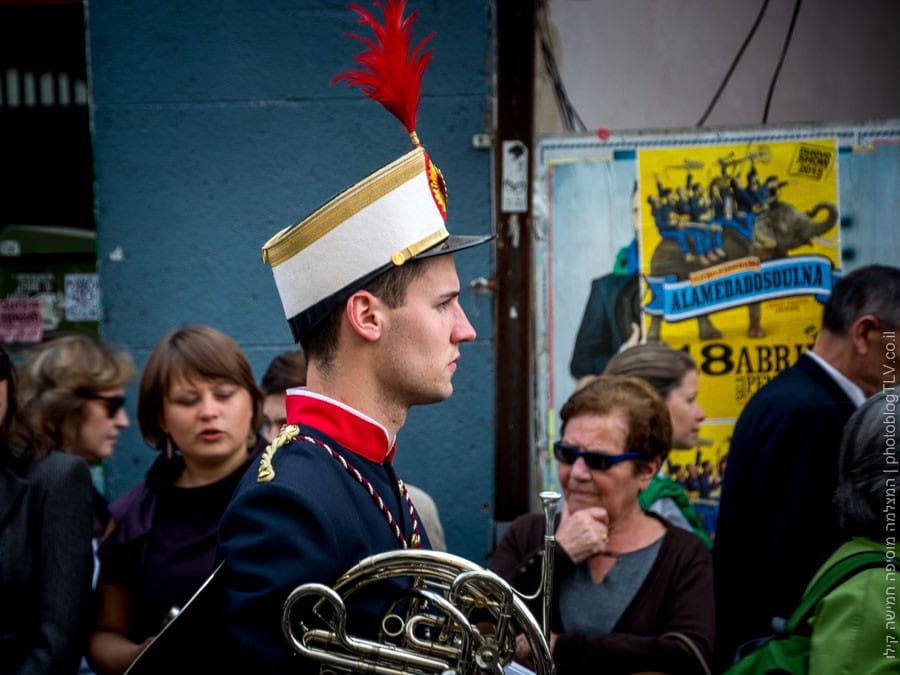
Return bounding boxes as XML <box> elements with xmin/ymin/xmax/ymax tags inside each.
<box><xmin>282</xmin><ymin>492</ymin><xmax>561</xmax><ymax>674</ymax></box>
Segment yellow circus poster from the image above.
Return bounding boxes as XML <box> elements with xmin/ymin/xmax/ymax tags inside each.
<box><xmin>637</xmin><ymin>139</ymin><xmax>842</xmax><ymax>469</ymax></box>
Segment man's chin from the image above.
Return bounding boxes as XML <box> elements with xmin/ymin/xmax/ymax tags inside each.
<box><xmin>414</xmin><ymin>384</ymin><xmax>454</xmax><ymax>406</ymax></box>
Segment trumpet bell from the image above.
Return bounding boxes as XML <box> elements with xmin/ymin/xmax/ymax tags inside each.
<box><xmin>283</xmin><ymin>549</ymin><xmax>555</xmax><ymax>674</ymax></box>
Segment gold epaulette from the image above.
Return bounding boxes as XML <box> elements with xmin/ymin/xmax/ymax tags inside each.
<box><xmin>257</xmin><ymin>424</ymin><xmax>300</xmax><ymax>482</ymax></box>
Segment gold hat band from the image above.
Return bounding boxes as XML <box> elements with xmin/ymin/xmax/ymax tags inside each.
<box><xmin>391</xmin><ymin>227</ymin><xmax>449</xmax><ymax>266</ymax></box>
<box><xmin>263</xmin><ymin>147</ymin><xmax>430</xmax><ymax>267</ymax></box>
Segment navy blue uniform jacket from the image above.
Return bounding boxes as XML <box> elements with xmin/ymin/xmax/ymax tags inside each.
<box><xmin>215</xmin><ymin>391</ymin><xmax>429</xmax><ymax>674</ymax></box>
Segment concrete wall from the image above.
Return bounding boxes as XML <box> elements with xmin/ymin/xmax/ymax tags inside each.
<box><xmin>87</xmin><ymin>0</ymin><xmax>496</xmax><ymax>563</ymax></box>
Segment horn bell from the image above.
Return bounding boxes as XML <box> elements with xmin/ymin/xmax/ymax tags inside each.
<box><xmin>282</xmin><ymin>549</ymin><xmax>556</xmax><ymax>674</ymax></box>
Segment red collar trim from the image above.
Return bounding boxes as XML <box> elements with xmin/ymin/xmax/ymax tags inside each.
<box><xmin>284</xmin><ymin>389</ymin><xmax>396</xmax><ymax>463</ymax></box>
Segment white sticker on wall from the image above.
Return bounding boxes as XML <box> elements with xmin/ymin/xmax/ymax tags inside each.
<box><xmin>501</xmin><ymin>140</ymin><xmax>528</xmax><ymax>213</ymax></box>
<box><xmin>65</xmin><ymin>273</ymin><xmax>101</xmax><ymax>322</ymax></box>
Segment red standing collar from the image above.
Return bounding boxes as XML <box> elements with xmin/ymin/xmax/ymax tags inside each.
<box><xmin>284</xmin><ymin>389</ymin><xmax>397</xmax><ymax>463</ymax></box>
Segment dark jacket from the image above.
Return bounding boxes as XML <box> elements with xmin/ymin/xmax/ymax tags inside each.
<box><xmin>569</xmin><ymin>273</ymin><xmax>639</xmax><ymax>379</ymax></box>
<box><xmin>489</xmin><ymin>511</ymin><xmax>714</xmax><ymax>674</ymax></box>
<box><xmin>215</xmin><ymin>425</ymin><xmax>428</xmax><ymax>674</ymax></box>
<box><xmin>0</xmin><ymin>451</ymin><xmax>94</xmax><ymax>675</ymax></box>
<box><xmin>713</xmin><ymin>353</ymin><xmax>857</xmax><ymax>669</ymax></box>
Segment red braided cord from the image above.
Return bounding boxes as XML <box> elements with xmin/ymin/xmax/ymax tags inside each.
<box><xmin>300</xmin><ymin>434</ymin><xmax>421</xmax><ymax>549</ymax></box>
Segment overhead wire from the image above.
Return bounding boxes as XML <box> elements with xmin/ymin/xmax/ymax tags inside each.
<box><xmin>538</xmin><ymin>0</ymin><xmax>803</xmax><ymax>131</ymax></box>
<box><xmin>762</xmin><ymin>0</ymin><xmax>804</xmax><ymax>123</ymax></box>
<box><xmin>536</xmin><ymin>1</ymin><xmax>587</xmax><ymax>132</ymax></box>
<box><xmin>696</xmin><ymin>0</ymin><xmax>771</xmax><ymax>127</ymax></box>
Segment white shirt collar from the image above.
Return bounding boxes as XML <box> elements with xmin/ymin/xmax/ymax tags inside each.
<box><xmin>803</xmin><ymin>350</ymin><xmax>866</xmax><ymax>407</ymax></box>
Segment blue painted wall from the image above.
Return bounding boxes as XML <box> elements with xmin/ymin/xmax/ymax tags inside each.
<box><xmin>87</xmin><ymin>0</ymin><xmax>497</xmax><ymax>564</ymax></box>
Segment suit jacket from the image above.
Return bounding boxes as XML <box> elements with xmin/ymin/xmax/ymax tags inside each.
<box><xmin>713</xmin><ymin>353</ymin><xmax>857</xmax><ymax>669</ymax></box>
<box><xmin>0</xmin><ymin>451</ymin><xmax>94</xmax><ymax>675</ymax></box>
<box><xmin>570</xmin><ymin>273</ymin><xmax>639</xmax><ymax>379</ymax></box>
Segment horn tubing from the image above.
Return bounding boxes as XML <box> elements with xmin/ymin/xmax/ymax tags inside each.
<box><xmin>281</xmin><ymin>517</ymin><xmax>559</xmax><ymax>673</ymax></box>
<box><xmin>538</xmin><ymin>491</ymin><xmax>561</xmax><ymax>640</ymax></box>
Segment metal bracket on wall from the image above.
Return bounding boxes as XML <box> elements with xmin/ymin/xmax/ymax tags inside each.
<box><xmin>471</xmin><ymin>133</ymin><xmax>492</xmax><ymax>150</ymax></box>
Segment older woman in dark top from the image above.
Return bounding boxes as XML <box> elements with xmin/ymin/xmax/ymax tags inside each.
<box><xmin>88</xmin><ymin>325</ymin><xmax>265</xmax><ymax>674</ymax></box>
<box><xmin>490</xmin><ymin>375</ymin><xmax>714</xmax><ymax>674</ymax></box>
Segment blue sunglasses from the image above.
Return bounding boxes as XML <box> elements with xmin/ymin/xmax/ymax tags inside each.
<box><xmin>553</xmin><ymin>441</ymin><xmax>646</xmax><ymax>471</ymax></box>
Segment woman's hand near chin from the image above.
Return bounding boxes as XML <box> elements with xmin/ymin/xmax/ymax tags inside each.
<box><xmin>554</xmin><ymin>499</ymin><xmax>610</xmax><ymax>564</ymax></box>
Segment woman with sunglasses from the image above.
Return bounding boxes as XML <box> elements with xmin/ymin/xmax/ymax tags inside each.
<box><xmin>88</xmin><ymin>325</ymin><xmax>265</xmax><ymax>674</ymax></box>
<box><xmin>1</xmin><ymin>342</ymin><xmax>114</xmax><ymax>675</ymax></box>
<box><xmin>489</xmin><ymin>375</ymin><xmax>714</xmax><ymax>674</ymax></box>
<box><xmin>17</xmin><ymin>334</ymin><xmax>136</xmax><ymax>546</ymax></box>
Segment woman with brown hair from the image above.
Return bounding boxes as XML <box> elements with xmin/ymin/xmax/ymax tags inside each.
<box><xmin>18</xmin><ymin>334</ymin><xmax>136</xmax><ymax>544</ymax></box>
<box><xmin>604</xmin><ymin>340</ymin><xmax>713</xmax><ymax>546</ymax></box>
<box><xmin>490</xmin><ymin>375</ymin><xmax>714</xmax><ymax>674</ymax></box>
<box><xmin>18</xmin><ymin>334</ymin><xmax>135</xmax><ymax>470</ymax></box>
<box><xmin>15</xmin><ymin>335</ymin><xmax>136</xmax><ymax>674</ymax></box>
<box><xmin>88</xmin><ymin>325</ymin><xmax>265</xmax><ymax>674</ymax></box>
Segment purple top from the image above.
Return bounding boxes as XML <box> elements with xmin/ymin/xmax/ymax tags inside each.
<box><xmin>100</xmin><ymin>437</ymin><xmax>265</xmax><ymax>642</ymax></box>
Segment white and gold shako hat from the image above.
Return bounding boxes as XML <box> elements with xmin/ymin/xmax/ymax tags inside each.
<box><xmin>262</xmin><ymin>0</ymin><xmax>490</xmax><ymax>343</ymax></box>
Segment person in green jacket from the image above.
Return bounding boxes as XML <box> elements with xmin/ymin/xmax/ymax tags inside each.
<box><xmin>604</xmin><ymin>341</ymin><xmax>713</xmax><ymax>548</ymax></box>
<box><xmin>805</xmin><ymin>388</ymin><xmax>898</xmax><ymax>674</ymax></box>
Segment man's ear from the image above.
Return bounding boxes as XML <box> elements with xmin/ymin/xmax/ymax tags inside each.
<box><xmin>850</xmin><ymin>314</ymin><xmax>879</xmax><ymax>355</ymax></box>
<box><xmin>345</xmin><ymin>291</ymin><xmax>383</xmax><ymax>343</ymax></box>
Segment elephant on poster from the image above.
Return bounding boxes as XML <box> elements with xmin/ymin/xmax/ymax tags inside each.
<box><xmin>646</xmin><ymin>201</ymin><xmax>839</xmax><ymax>341</ymax></box>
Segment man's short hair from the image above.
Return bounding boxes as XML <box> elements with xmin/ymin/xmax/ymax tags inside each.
<box><xmin>301</xmin><ymin>258</ymin><xmax>428</xmax><ymax>365</ymax></box>
<box><xmin>821</xmin><ymin>264</ymin><xmax>900</xmax><ymax>335</ymax></box>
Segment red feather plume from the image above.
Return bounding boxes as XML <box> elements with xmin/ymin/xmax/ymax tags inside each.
<box><xmin>332</xmin><ymin>0</ymin><xmax>434</xmax><ymax>143</ymax></box>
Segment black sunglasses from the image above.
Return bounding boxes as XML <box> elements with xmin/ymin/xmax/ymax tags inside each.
<box><xmin>553</xmin><ymin>441</ymin><xmax>645</xmax><ymax>471</ymax></box>
<box><xmin>77</xmin><ymin>389</ymin><xmax>126</xmax><ymax>418</ymax></box>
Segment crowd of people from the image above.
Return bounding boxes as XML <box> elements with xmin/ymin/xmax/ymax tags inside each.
<box><xmin>490</xmin><ymin>264</ymin><xmax>898</xmax><ymax>674</ymax></box>
<box><xmin>1</xmin><ymin>2</ymin><xmax>897</xmax><ymax>672</ymax></box>
<box><xmin>667</xmin><ymin>460</ymin><xmax>722</xmax><ymax>498</ymax></box>
<box><xmin>2</xmin><ymin>262</ymin><xmax>896</xmax><ymax>675</ymax></box>
<box><xmin>1</xmin><ymin>326</ymin><xmax>447</xmax><ymax>675</ymax></box>
<box><xmin>649</xmin><ymin>162</ymin><xmax>784</xmax><ymax>266</ymax></box>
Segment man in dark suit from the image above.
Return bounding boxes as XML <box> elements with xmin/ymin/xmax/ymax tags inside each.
<box><xmin>713</xmin><ymin>264</ymin><xmax>900</xmax><ymax>670</ymax></box>
<box><xmin>570</xmin><ymin>272</ymin><xmax>639</xmax><ymax>379</ymax></box>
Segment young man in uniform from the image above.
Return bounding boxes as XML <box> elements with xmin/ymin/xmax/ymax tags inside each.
<box><xmin>213</xmin><ymin>3</ymin><xmax>491</xmax><ymax>671</ymax></box>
